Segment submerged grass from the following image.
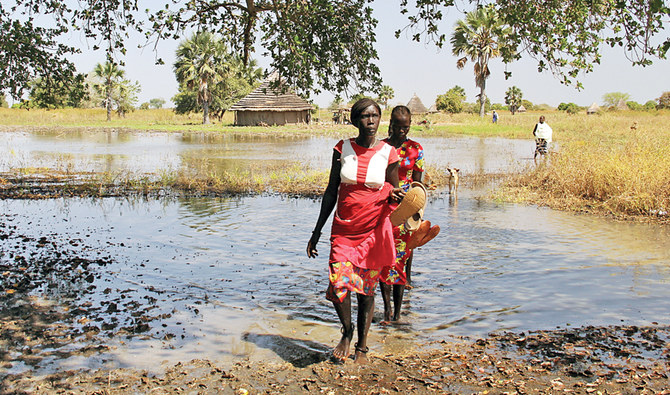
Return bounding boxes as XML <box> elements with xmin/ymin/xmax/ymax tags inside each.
<box><xmin>3</xmin><ymin>107</ymin><xmax>670</xmax><ymax>223</ymax></box>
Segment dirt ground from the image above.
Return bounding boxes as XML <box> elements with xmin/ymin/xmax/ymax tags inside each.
<box><xmin>1</xmin><ymin>324</ymin><xmax>668</xmax><ymax>394</ymax></box>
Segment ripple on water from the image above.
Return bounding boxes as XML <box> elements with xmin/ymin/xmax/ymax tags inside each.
<box><xmin>1</xmin><ymin>191</ymin><xmax>669</xmax><ymax>375</ymax></box>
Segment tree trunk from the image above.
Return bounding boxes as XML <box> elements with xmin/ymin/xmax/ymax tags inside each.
<box><xmin>203</xmin><ymin>101</ymin><xmax>210</xmax><ymax>124</ymax></box>
<box><xmin>478</xmin><ymin>80</ymin><xmax>486</xmax><ymax>118</ymax></box>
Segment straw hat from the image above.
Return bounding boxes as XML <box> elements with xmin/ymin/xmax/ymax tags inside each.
<box><xmin>390</xmin><ymin>182</ymin><xmax>427</xmax><ymax>227</ymax></box>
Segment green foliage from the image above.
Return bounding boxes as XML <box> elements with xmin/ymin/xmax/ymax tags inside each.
<box><xmin>565</xmin><ymin>103</ymin><xmax>581</xmax><ymax>115</ymax></box>
<box><xmin>28</xmin><ymin>74</ymin><xmax>89</xmax><ymax>109</ymax></box>
<box><xmin>451</xmin><ymin>5</ymin><xmax>513</xmax><ymax>117</ymax></box>
<box><xmin>93</xmin><ymin>62</ymin><xmax>126</xmax><ymax>121</ymax></box>
<box><xmin>658</xmin><ymin>92</ymin><xmax>670</xmax><ymax>109</ymax></box>
<box><xmin>139</xmin><ymin>102</ymin><xmax>150</xmax><ymax>110</ymax></box>
<box><xmin>626</xmin><ymin>101</ymin><xmax>642</xmax><ymax>111</ymax></box>
<box><xmin>558</xmin><ymin>102</ymin><xmax>582</xmax><ymax>114</ymax></box>
<box><xmin>436</xmin><ymin>85</ymin><xmax>467</xmax><ymax>113</ymax></box>
<box><xmin>149</xmin><ymin>98</ymin><xmax>166</xmax><ymax>109</ymax></box>
<box><xmin>377</xmin><ymin>85</ymin><xmax>395</xmax><ymax>109</ymax></box>
<box><xmin>3</xmin><ymin>1</ymin><xmax>668</xmax><ymax>100</ymax></box>
<box><xmin>115</xmin><ymin>79</ymin><xmax>141</xmax><ymax>117</ymax></box>
<box><xmin>504</xmin><ymin>86</ymin><xmax>523</xmax><ymax>114</ymax></box>
<box><xmin>0</xmin><ymin>95</ymin><xmax>8</xmax><ymax>108</ymax></box>
<box><xmin>400</xmin><ymin>1</ymin><xmax>668</xmax><ymax>88</ymax></box>
<box><xmin>173</xmin><ymin>31</ymin><xmax>262</xmax><ymax>124</ymax></box>
<box><xmin>603</xmin><ymin>92</ymin><xmax>631</xmax><ymax>108</ymax></box>
<box><xmin>521</xmin><ymin>100</ymin><xmax>533</xmax><ymax>111</ymax></box>
<box><xmin>491</xmin><ymin>103</ymin><xmax>507</xmax><ymax>111</ymax></box>
<box><xmin>644</xmin><ymin>100</ymin><xmax>658</xmax><ymax>110</ymax></box>
<box><xmin>0</xmin><ymin>3</ymin><xmax>79</xmax><ymax>100</ymax></box>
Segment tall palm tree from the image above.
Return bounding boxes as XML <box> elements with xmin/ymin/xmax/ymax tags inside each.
<box><xmin>174</xmin><ymin>31</ymin><xmax>226</xmax><ymax>124</ymax></box>
<box><xmin>93</xmin><ymin>62</ymin><xmax>124</xmax><ymax>121</ymax></box>
<box><xmin>451</xmin><ymin>5</ymin><xmax>511</xmax><ymax>118</ymax></box>
<box><xmin>505</xmin><ymin>86</ymin><xmax>523</xmax><ymax>115</ymax></box>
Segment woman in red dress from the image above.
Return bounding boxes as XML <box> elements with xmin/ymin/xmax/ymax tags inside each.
<box><xmin>307</xmin><ymin>98</ymin><xmax>404</xmax><ymax>364</ymax></box>
<box><xmin>380</xmin><ymin>105</ymin><xmax>425</xmax><ymax>324</ymax></box>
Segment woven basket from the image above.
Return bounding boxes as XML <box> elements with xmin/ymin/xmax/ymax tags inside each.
<box><xmin>390</xmin><ymin>182</ymin><xmax>427</xmax><ymax>227</ymax></box>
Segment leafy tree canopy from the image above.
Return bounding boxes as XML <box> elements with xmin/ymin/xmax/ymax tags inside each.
<box><xmin>602</xmin><ymin>92</ymin><xmax>631</xmax><ymax>107</ymax></box>
<box><xmin>436</xmin><ymin>85</ymin><xmax>467</xmax><ymax>113</ymax></box>
<box><xmin>504</xmin><ymin>85</ymin><xmax>523</xmax><ymax>114</ymax></box>
<box><xmin>149</xmin><ymin>98</ymin><xmax>166</xmax><ymax>109</ymax></box>
<box><xmin>0</xmin><ymin>95</ymin><xmax>8</xmax><ymax>108</ymax></box>
<box><xmin>658</xmin><ymin>92</ymin><xmax>670</xmax><ymax>109</ymax></box>
<box><xmin>28</xmin><ymin>74</ymin><xmax>89</xmax><ymax>109</ymax></box>
<box><xmin>400</xmin><ymin>0</ymin><xmax>669</xmax><ymax>89</ymax></box>
<box><xmin>2</xmin><ymin>0</ymin><xmax>668</xmax><ymax>100</ymax></box>
<box><xmin>172</xmin><ymin>31</ymin><xmax>263</xmax><ymax>122</ymax></box>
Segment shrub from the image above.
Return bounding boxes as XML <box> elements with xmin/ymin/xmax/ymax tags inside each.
<box><xmin>658</xmin><ymin>92</ymin><xmax>670</xmax><ymax>109</ymax></box>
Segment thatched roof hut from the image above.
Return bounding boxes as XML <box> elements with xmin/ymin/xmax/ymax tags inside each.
<box><xmin>406</xmin><ymin>94</ymin><xmax>428</xmax><ymax>114</ymax></box>
<box><xmin>229</xmin><ymin>73</ymin><xmax>313</xmax><ymax>126</ymax></box>
<box><xmin>427</xmin><ymin>103</ymin><xmax>438</xmax><ymax>113</ymax></box>
<box><xmin>517</xmin><ymin>104</ymin><xmax>527</xmax><ymax>113</ymax></box>
<box><xmin>587</xmin><ymin>102</ymin><xmax>600</xmax><ymax>114</ymax></box>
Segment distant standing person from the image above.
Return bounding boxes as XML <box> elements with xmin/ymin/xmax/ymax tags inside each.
<box><xmin>533</xmin><ymin>115</ymin><xmax>553</xmax><ymax>160</ymax></box>
<box><xmin>492</xmin><ymin>110</ymin><xmax>498</xmax><ymax>124</ymax></box>
<box><xmin>379</xmin><ymin>105</ymin><xmax>425</xmax><ymax>324</ymax></box>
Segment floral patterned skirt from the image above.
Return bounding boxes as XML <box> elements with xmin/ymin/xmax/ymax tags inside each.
<box><xmin>380</xmin><ymin>224</ymin><xmax>413</xmax><ymax>285</ymax></box>
<box><xmin>326</xmin><ymin>261</ymin><xmax>382</xmax><ymax>303</ymax></box>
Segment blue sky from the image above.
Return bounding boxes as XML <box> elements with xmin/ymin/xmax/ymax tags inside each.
<box><xmin>65</xmin><ymin>3</ymin><xmax>669</xmax><ymax>109</ymax></box>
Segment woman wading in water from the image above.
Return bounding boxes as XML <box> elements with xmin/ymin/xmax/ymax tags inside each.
<box><xmin>307</xmin><ymin>98</ymin><xmax>404</xmax><ymax>364</ymax></box>
<box><xmin>379</xmin><ymin>105</ymin><xmax>425</xmax><ymax>324</ymax></box>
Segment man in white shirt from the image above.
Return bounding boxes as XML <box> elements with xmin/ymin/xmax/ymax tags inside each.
<box><xmin>533</xmin><ymin>115</ymin><xmax>553</xmax><ymax>160</ymax></box>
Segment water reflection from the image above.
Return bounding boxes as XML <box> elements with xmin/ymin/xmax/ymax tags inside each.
<box><xmin>1</xmin><ymin>192</ymin><xmax>669</xmax><ymax>375</ymax></box>
<box><xmin>1</xmin><ymin>130</ymin><xmax>532</xmax><ymax>175</ymax></box>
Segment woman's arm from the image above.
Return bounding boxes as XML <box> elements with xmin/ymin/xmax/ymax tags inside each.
<box><xmin>386</xmin><ymin>161</ymin><xmax>404</xmax><ymax>202</ymax></box>
<box><xmin>307</xmin><ymin>150</ymin><xmax>341</xmax><ymax>258</ymax></box>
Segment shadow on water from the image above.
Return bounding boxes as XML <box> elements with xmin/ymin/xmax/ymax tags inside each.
<box><xmin>241</xmin><ymin>332</ymin><xmax>330</xmax><ymax>368</ymax></box>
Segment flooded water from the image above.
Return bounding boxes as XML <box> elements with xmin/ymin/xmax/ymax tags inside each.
<box><xmin>0</xmin><ymin>130</ymin><xmax>531</xmax><ymax>174</ymax></box>
<box><xmin>1</xmin><ymin>130</ymin><xmax>669</xmax><ymax>377</ymax></box>
<box><xmin>2</xmin><ymin>191</ymin><xmax>669</xmax><ymax>375</ymax></box>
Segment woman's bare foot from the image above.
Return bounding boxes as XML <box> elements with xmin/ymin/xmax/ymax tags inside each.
<box><xmin>353</xmin><ymin>343</ymin><xmax>369</xmax><ymax>364</ymax></box>
<box><xmin>333</xmin><ymin>325</ymin><xmax>354</xmax><ymax>361</ymax></box>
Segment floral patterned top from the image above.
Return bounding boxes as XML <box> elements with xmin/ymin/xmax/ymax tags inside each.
<box><xmin>383</xmin><ymin>138</ymin><xmax>424</xmax><ymax>191</ymax></box>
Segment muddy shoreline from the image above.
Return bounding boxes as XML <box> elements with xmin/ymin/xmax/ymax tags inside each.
<box><xmin>2</xmin><ymin>209</ymin><xmax>669</xmax><ymax>394</ymax></box>
<box><xmin>3</xmin><ymin>326</ymin><xmax>669</xmax><ymax>394</ymax></box>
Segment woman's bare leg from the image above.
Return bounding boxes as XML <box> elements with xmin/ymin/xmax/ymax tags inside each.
<box><xmin>354</xmin><ymin>293</ymin><xmax>375</xmax><ymax>364</ymax></box>
<box><xmin>332</xmin><ymin>293</ymin><xmax>353</xmax><ymax>360</ymax></box>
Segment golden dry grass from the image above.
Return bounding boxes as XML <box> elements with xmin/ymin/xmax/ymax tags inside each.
<box><xmin>494</xmin><ymin>110</ymin><xmax>670</xmax><ymax>222</ymax></box>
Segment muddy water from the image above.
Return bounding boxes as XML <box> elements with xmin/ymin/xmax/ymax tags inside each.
<box><xmin>0</xmin><ymin>130</ymin><xmax>532</xmax><ymax>174</ymax></box>
<box><xmin>2</xmin><ymin>130</ymin><xmax>667</xmax><ymax>376</ymax></box>
<box><xmin>2</xmin><ymin>190</ymin><xmax>669</xmax><ymax>376</ymax></box>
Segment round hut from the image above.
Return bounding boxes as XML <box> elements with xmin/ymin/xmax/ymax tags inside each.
<box><xmin>406</xmin><ymin>94</ymin><xmax>428</xmax><ymax>114</ymax></box>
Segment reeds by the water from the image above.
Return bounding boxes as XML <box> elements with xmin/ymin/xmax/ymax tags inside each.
<box><xmin>495</xmin><ymin>111</ymin><xmax>670</xmax><ymax>222</ymax></box>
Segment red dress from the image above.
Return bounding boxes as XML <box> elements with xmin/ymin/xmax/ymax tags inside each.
<box><xmin>380</xmin><ymin>138</ymin><xmax>425</xmax><ymax>285</ymax></box>
<box><xmin>326</xmin><ymin>138</ymin><xmax>399</xmax><ymax>302</ymax></box>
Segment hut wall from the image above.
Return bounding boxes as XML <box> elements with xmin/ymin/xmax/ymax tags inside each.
<box><xmin>235</xmin><ymin>110</ymin><xmax>310</xmax><ymax>126</ymax></box>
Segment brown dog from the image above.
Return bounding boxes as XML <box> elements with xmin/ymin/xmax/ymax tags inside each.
<box><xmin>447</xmin><ymin>168</ymin><xmax>460</xmax><ymax>194</ymax></box>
